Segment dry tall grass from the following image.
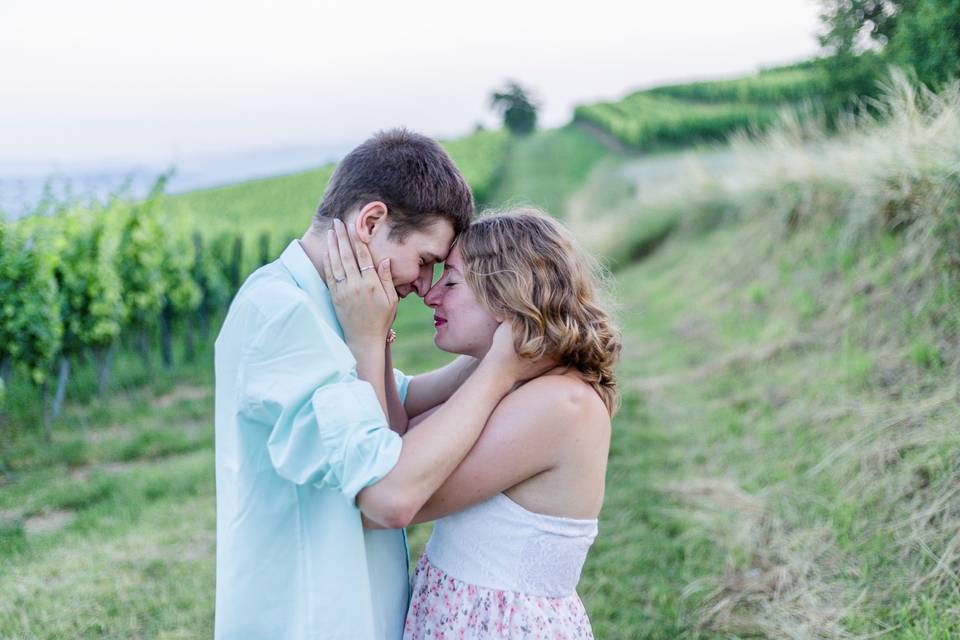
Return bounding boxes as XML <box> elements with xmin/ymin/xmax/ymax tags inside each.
<box><xmin>574</xmin><ymin>70</ymin><xmax>959</xmax><ymax>637</ymax></box>
<box><xmin>575</xmin><ymin>70</ymin><xmax>960</xmax><ymax>310</ymax></box>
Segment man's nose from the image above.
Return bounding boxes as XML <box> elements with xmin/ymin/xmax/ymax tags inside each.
<box><xmin>414</xmin><ymin>276</ymin><xmax>431</xmax><ymax>298</ymax></box>
<box><xmin>413</xmin><ymin>267</ymin><xmax>434</xmax><ymax>298</ymax></box>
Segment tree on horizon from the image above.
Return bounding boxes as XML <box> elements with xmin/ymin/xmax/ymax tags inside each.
<box><xmin>490</xmin><ymin>81</ymin><xmax>539</xmax><ymax>136</ymax></box>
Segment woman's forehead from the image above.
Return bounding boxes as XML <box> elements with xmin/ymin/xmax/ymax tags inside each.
<box><xmin>444</xmin><ymin>244</ymin><xmax>464</xmax><ymax>269</ymax></box>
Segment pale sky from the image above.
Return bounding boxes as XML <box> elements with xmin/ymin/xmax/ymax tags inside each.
<box><xmin>1</xmin><ymin>0</ymin><xmax>822</xmax><ymax>169</ymax></box>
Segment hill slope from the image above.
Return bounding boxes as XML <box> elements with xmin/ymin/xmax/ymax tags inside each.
<box><xmin>2</xmin><ymin>73</ymin><xmax>957</xmax><ymax>639</ymax></box>
<box><xmin>574</xmin><ymin>61</ymin><xmax>830</xmax><ymax>150</ymax></box>
<box><xmin>562</xmin><ymin>72</ymin><xmax>960</xmax><ymax>638</ymax></box>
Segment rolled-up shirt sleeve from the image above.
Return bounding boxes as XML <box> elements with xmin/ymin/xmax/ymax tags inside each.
<box><xmin>393</xmin><ymin>368</ymin><xmax>412</xmax><ymax>405</ymax></box>
<box><xmin>236</xmin><ymin>298</ymin><xmax>402</xmax><ymax>502</ymax></box>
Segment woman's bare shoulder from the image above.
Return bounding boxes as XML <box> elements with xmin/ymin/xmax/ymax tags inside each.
<box><xmin>501</xmin><ymin>371</ymin><xmax>610</xmax><ymax>430</ymax></box>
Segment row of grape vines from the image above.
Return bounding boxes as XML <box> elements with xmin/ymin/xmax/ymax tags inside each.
<box><xmin>0</xmin><ymin>177</ymin><xmax>289</xmax><ymax>436</ymax></box>
<box><xmin>573</xmin><ymin>63</ymin><xmax>830</xmax><ymax>149</ymax></box>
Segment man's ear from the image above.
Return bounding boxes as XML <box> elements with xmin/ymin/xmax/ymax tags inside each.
<box><xmin>354</xmin><ymin>201</ymin><xmax>389</xmax><ymax>243</ymax></box>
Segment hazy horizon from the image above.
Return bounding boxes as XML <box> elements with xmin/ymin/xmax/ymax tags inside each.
<box><xmin>3</xmin><ymin>0</ymin><xmax>822</xmax><ymax>170</ymax></box>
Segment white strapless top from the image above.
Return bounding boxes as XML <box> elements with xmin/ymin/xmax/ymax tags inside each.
<box><xmin>423</xmin><ymin>492</ymin><xmax>599</xmax><ymax>597</ymax></box>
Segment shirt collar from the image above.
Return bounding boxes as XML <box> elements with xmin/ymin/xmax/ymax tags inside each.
<box><xmin>278</xmin><ymin>239</ymin><xmax>342</xmax><ymax>334</ymax></box>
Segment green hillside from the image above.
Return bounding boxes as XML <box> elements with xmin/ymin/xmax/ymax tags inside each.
<box><xmin>2</xmin><ymin>72</ymin><xmax>958</xmax><ymax>638</ymax></box>
<box><xmin>487</xmin><ymin>125</ymin><xmax>610</xmax><ymax>218</ymax></box>
<box><xmin>561</xmin><ymin>72</ymin><xmax>960</xmax><ymax>637</ymax></box>
<box><xmin>574</xmin><ymin>62</ymin><xmax>830</xmax><ymax>150</ymax></box>
<box><xmin>159</xmin><ymin>129</ymin><xmax>509</xmax><ymax>245</ymax></box>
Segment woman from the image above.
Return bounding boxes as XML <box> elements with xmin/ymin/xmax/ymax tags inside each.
<box><xmin>330</xmin><ymin>208</ymin><xmax>620</xmax><ymax>639</ymax></box>
<box><xmin>412</xmin><ymin>208</ymin><xmax>622</xmax><ymax>639</ymax></box>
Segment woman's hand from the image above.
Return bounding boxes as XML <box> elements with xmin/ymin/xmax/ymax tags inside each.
<box><xmin>319</xmin><ymin>218</ymin><xmax>398</xmax><ymax>351</ymax></box>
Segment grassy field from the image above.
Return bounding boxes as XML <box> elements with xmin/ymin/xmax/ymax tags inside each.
<box><xmin>486</xmin><ymin>125</ymin><xmax>611</xmax><ymax>218</ymax></box>
<box><xmin>2</xmin><ymin>75</ymin><xmax>958</xmax><ymax>638</ymax></box>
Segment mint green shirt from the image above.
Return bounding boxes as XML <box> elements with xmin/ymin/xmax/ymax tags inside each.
<box><xmin>214</xmin><ymin>240</ymin><xmax>410</xmax><ymax>640</ymax></box>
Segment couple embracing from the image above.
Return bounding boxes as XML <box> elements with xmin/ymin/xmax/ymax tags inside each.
<box><xmin>213</xmin><ymin>129</ymin><xmax>621</xmax><ymax>640</ymax></box>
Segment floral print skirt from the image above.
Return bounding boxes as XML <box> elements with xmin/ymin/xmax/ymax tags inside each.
<box><xmin>403</xmin><ymin>554</ymin><xmax>595</xmax><ymax>640</ymax></box>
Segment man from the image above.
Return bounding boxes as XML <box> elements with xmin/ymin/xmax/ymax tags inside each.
<box><xmin>214</xmin><ymin>129</ymin><xmax>535</xmax><ymax>639</ymax></box>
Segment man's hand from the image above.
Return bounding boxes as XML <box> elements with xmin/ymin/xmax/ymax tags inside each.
<box><xmin>484</xmin><ymin>321</ymin><xmax>556</xmax><ymax>384</ymax></box>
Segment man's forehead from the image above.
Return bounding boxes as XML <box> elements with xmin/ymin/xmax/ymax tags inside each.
<box><xmin>431</xmin><ymin>235</ymin><xmax>456</xmax><ymax>262</ymax></box>
<box><xmin>440</xmin><ymin>244</ymin><xmax>463</xmax><ymax>270</ymax></box>
<box><xmin>423</xmin><ymin>246</ymin><xmax>447</xmax><ymax>264</ymax></box>
<box><xmin>418</xmin><ymin>216</ymin><xmax>455</xmax><ymax>260</ymax></box>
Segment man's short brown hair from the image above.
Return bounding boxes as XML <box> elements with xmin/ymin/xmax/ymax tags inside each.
<box><xmin>313</xmin><ymin>128</ymin><xmax>474</xmax><ymax>239</ymax></box>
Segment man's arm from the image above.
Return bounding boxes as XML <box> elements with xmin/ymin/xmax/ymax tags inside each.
<box><xmin>355</xmin><ymin>323</ymin><xmax>540</xmax><ymax>529</ymax></box>
<box><xmin>237</xmin><ymin>298</ymin><xmax>402</xmax><ymax>502</ymax></box>
<box><xmin>403</xmin><ymin>355</ymin><xmax>478</xmax><ymax>418</ymax></box>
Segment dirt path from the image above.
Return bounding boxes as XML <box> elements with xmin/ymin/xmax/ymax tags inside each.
<box><xmin>572</xmin><ymin>119</ymin><xmax>638</xmax><ymax>155</ymax></box>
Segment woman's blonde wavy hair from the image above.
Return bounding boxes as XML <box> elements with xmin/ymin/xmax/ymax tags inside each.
<box><xmin>458</xmin><ymin>207</ymin><xmax>622</xmax><ymax>415</ymax></box>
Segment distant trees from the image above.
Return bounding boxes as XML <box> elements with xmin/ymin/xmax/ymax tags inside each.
<box><xmin>818</xmin><ymin>0</ymin><xmax>903</xmax><ymax>55</ymax></box>
<box><xmin>818</xmin><ymin>0</ymin><xmax>960</xmax><ymax>97</ymax></box>
<box><xmin>888</xmin><ymin>0</ymin><xmax>960</xmax><ymax>88</ymax></box>
<box><xmin>490</xmin><ymin>81</ymin><xmax>539</xmax><ymax>136</ymax></box>
<box><xmin>817</xmin><ymin>1</ymin><xmax>895</xmax><ymax>100</ymax></box>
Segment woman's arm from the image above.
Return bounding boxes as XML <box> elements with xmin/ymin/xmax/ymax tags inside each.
<box><xmin>384</xmin><ymin>343</ymin><xmax>409</xmax><ymax>435</ymax></box>
<box><xmin>360</xmin><ymin>398</ymin><xmax>438</xmax><ymax>526</ymax></box>
<box><xmin>362</xmin><ymin>377</ymin><xmax>585</xmax><ymax>529</ymax></box>
<box><xmin>318</xmin><ymin>220</ymin><xmax>397</xmax><ymax>416</ymax></box>
<box><xmin>407</xmin><ymin>404</ymin><xmax>442</xmax><ymax>430</ymax></box>
<box><xmin>403</xmin><ymin>355</ymin><xmax>479</xmax><ymax>417</ymax></box>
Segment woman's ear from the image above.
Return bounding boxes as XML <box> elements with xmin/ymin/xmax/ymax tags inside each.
<box><xmin>354</xmin><ymin>201</ymin><xmax>389</xmax><ymax>243</ymax></box>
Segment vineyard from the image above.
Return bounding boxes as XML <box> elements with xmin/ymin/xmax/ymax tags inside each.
<box><xmin>573</xmin><ymin>62</ymin><xmax>830</xmax><ymax>149</ymax></box>
<box><xmin>0</xmin><ymin>130</ymin><xmax>510</xmax><ymax>447</ymax></box>
<box><xmin>0</xmin><ymin>178</ymin><xmax>238</xmax><ymax>441</ymax></box>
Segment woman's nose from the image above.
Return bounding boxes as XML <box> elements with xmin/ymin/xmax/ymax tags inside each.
<box><xmin>424</xmin><ymin>283</ymin><xmax>442</xmax><ymax>307</ymax></box>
